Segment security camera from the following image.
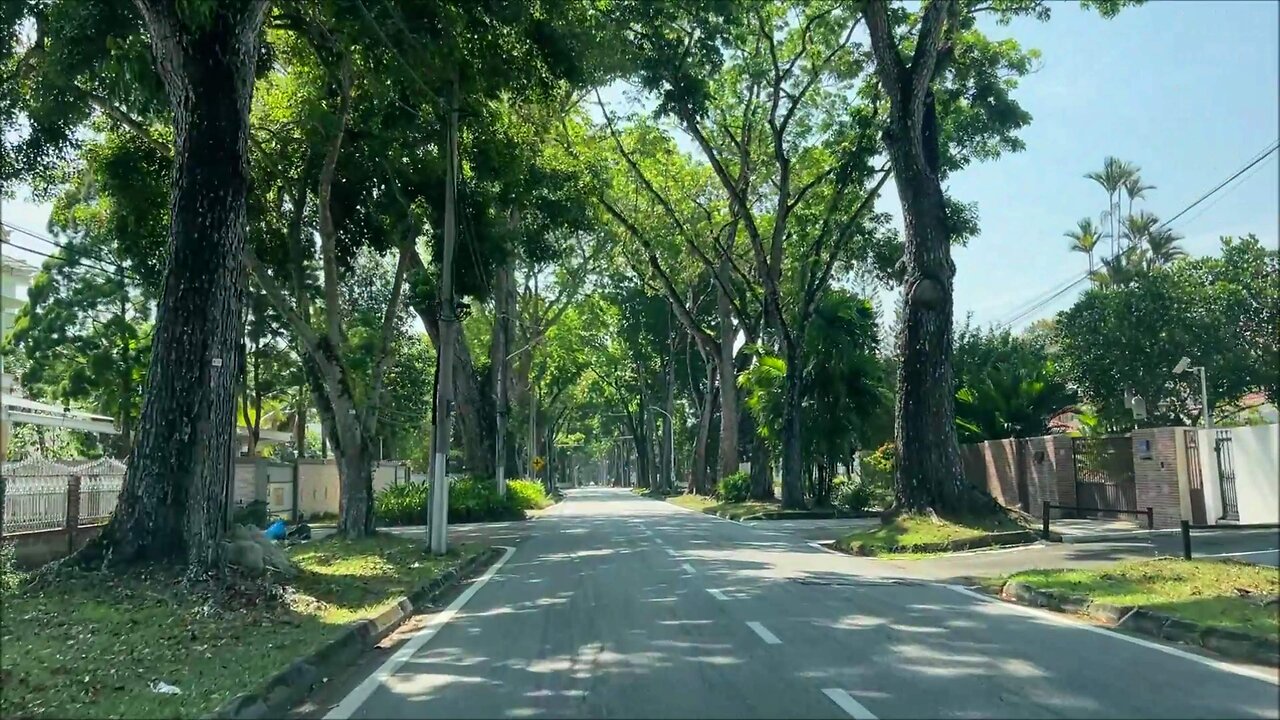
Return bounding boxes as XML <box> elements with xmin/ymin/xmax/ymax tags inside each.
<box><xmin>1173</xmin><ymin>356</ymin><xmax>1191</xmax><ymax>374</ymax></box>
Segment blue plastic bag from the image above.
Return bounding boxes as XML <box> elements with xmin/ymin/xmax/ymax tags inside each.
<box><xmin>264</xmin><ymin>518</ymin><xmax>287</xmax><ymax>540</ymax></box>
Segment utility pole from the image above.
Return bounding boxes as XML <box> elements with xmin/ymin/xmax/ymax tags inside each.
<box><xmin>428</xmin><ymin>73</ymin><xmax>460</xmax><ymax>556</ymax></box>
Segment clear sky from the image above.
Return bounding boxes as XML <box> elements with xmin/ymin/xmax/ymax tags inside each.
<box><xmin>3</xmin><ymin>1</ymin><xmax>1278</xmax><ymax>331</ymax></box>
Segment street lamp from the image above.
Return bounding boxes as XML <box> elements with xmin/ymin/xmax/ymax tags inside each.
<box><xmin>1173</xmin><ymin>356</ymin><xmax>1212</xmax><ymax>429</ymax></box>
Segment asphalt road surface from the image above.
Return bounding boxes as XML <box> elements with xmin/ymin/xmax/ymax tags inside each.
<box><xmin>318</xmin><ymin>488</ymin><xmax>1280</xmax><ymax>720</ymax></box>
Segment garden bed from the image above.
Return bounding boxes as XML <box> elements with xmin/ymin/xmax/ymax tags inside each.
<box><xmin>0</xmin><ymin>535</ymin><xmax>485</xmax><ymax>719</ymax></box>
<box><xmin>833</xmin><ymin>513</ymin><xmax>1035</xmax><ymax>557</ymax></box>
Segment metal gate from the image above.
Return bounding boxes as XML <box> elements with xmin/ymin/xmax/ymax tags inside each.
<box><xmin>1213</xmin><ymin>430</ymin><xmax>1239</xmax><ymax>521</ymax></box>
<box><xmin>1071</xmin><ymin>436</ymin><xmax>1136</xmax><ymax>517</ymax></box>
<box><xmin>1183</xmin><ymin>430</ymin><xmax>1208</xmax><ymax>525</ymax></box>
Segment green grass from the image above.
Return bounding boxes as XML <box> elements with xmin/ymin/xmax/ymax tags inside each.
<box><xmin>834</xmin><ymin>512</ymin><xmax>1027</xmax><ymax>557</ymax></box>
<box><xmin>666</xmin><ymin>494</ymin><xmax>783</xmax><ymax>520</ymax></box>
<box><xmin>0</xmin><ymin>535</ymin><xmax>483</xmax><ymax>719</ymax></box>
<box><xmin>1005</xmin><ymin>559</ymin><xmax>1280</xmax><ymax>641</ymax></box>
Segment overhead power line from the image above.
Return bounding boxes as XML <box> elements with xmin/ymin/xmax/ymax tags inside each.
<box><xmin>2</xmin><ymin>221</ymin><xmax>144</xmax><ymax>283</ymax></box>
<box><xmin>1</xmin><ymin>237</ymin><xmax>143</xmax><ymax>285</ymax></box>
<box><xmin>993</xmin><ymin>140</ymin><xmax>1279</xmax><ymax>331</ymax></box>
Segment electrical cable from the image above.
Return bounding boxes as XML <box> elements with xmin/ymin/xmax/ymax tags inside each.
<box><xmin>993</xmin><ymin>141</ymin><xmax>1279</xmax><ymax>331</ymax></box>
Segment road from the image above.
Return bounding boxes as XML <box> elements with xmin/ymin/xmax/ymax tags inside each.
<box><xmin>317</xmin><ymin>488</ymin><xmax>1279</xmax><ymax>720</ymax></box>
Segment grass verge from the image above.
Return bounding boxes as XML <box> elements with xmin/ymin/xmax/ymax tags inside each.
<box><xmin>666</xmin><ymin>494</ymin><xmax>777</xmax><ymax>519</ymax></box>
<box><xmin>0</xmin><ymin>534</ymin><xmax>483</xmax><ymax>719</ymax></box>
<box><xmin>666</xmin><ymin>493</ymin><xmax>870</xmax><ymax>520</ymax></box>
<box><xmin>834</xmin><ymin>512</ymin><xmax>1029</xmax><ymax>557</ymax></box>
<box><xmin>1003</xmin><ymin>558</ymin><xmax>1279</xmax><ymax>642</ymax></box>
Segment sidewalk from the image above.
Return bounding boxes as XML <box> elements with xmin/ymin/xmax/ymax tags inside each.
<box><xmin>1049</xmin><ymin>517</ymin><xmax>1177</xmax><ymax>544</ymax></box>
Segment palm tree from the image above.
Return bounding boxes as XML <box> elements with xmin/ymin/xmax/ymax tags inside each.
<box><xmin>1065</xmin><ymin>217</ymin><xmax>1106</xmax><ymax>278</ymax></box>
<box><xmin>1145</xmin><ymin>227</ymin><xmax>1187</xmax><ymax>267</ymax></box>
<box><xmin>1123</xmin><ymin>174</ymin><xmax>1155</xmax><ymax>219</ymax></box>
<box><xmin>1119</xmin><ymin>210</ymin><xmax>1160</xmax><ymax>249</ymax></box>
<box><xmin>1086</xmin><ymin>157</ymin><xmax>1138</xmax><ymax>257</ymax></box>
<box><xmin>1091</xmin><ymin>246</ymin><xmax>1145</xmax><ymax>287</ymax></box>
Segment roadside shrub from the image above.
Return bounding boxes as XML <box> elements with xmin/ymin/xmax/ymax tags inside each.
<box><xmin>232</xmin><ymin>500</ymin><xmax>271</xmax><ymax>529</ymax></box>
<box><xmin>506</xmin><ymin>478</ymin><xmax>552</xmax><ymax>511</ymax></box>
<box><xmin>833</xmin><ymin>476</ymin><xmax>875</xmax><ymax>513</ymax></box>
<box><xmin>0</xmin><ymin>541</ymin><xmax>20</xmax><ymax>597</ymax></box>
<box><xmin>866</xmin><ymin>442</ymin><xmax>895</xmax><ymax>473</ymax></box>
<box><xmin>716</xmin><ymin>471</ymin><xmax>751</xmax><ymax>503</ymax></box>
<box><xmin>375</xmin><ymin>476</ymin><xmax>536</xmax><ymax>526</ymax></box>
<box><xmin>449</xmin><ymin>476</ymin><xmax>523</xmax><ymax>523</ymax></box>
<box><xmin>374</xmin><ymin>480</ymin><xmax>430</xmax><ymax>526</ymax></box>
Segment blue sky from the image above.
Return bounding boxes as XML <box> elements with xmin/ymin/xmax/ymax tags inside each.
<box><xmin>4</xmin><ymin>1</ymin><xmax>1278</xmax><ymax>331</ymax></box>
<box><xmin>940</xmin><ymin>0</ymin><xmax>1279</xmax><ymax>330</ymax></box>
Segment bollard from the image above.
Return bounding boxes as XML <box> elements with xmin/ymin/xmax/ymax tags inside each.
<box><xmin>1041</xmin><ymin>500</ymin><xmax>1051</xmax><ymax>540</ymax></box>
<box><xmin>1145</xmin><ymin>507</ymin><xmax>1154</xmax><ymax>530</ymax></box>
<box><xmin>1181</xmin><ymin>520</ymin><xmax>1192</xmax><ymax>560</ymax></box>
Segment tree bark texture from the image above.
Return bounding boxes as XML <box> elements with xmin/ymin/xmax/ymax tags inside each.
<box><xmin>691</xmin><ymin>360</ymin><xmax>718</xmax><ymax>495</ymax></box>
<box><xmin>412</xmin><ymin>271</ymin><xmax>493</xmax><ymax>478</ymax></box>
<box><xmin>749</xmin><ymin>428</ymin><xmax>773</xmax><ymax>501</ymax></box>
<box><xmin>864</xmin><ymin>0</ymin><xmax>995</xmax><ymax>517</ymax></box>
<box><xmin>716</xmin><ymin>256</ymin><xmax>740</xmax><ymax>481</ymax></box>
<box><xmin>78</xmin><ymin>0</ymin><xmax>268</xmax><ymax>569</ymax></box>
<box><xmin>779</xmin><ymin>345</ymin><xmax>806</xmax><ymax>509</ymax></box>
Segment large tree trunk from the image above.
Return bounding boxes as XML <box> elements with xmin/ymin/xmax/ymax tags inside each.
<box><xmin>452</xmin><ymin>336</ymin><xmax>492</xmax><ymax>476</ymax></box>
<box><xmin>660</xmin><ymin>344</ymin><xmax>675</xmax><ymax>492</ymax></box>
<box><xmin>748</xmin><ymin>432</ymin><xmax>773</xmax><ymax>501</ymax></box>
<box><xmin>864</xmin><ymin>0</ymin><xmax>996</xmax><ymax>518</ymax></box>
<box><xmin>490</xmin><ymin>253</ymin><xmax>514</xmax><ymax>487</ymax></box>
<box><xmin>716</xmin><ymin>257</ymin><xmax>740</xmax><ymax>480</ymax></box>
<box><xmin>77</xmin><ymin>1</ymin><xmax>267</xmax><ymax>569</ymax></box>
<box><xmin>413</xmin><ymin>284</ymin><xmax>492</xmax><ymax>477</ymax></box>
<box><xmin>331</xmin><ymin>392</ymin><xmax>374</xmax><ymax>534</ymax></box>
<box><xmin>692</xmin><ymin>360</ymin><xmax>717</xmax><ymax>494</ymax></box>
<box><xmin>779</xmin><ymin>345</ymin><xmax>806</xmax><ymax>510</ymax></box>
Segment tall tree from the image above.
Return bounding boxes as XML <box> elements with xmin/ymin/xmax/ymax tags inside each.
<box><xmin>78</xmin><ymin>0</ymin><xmax>269</xmax><ymax>567</ymax></box>
<box><xmin>1085</xmin><ymin>156</ymin><xmax>1137</xmax><ymax>257</ymax></box>
<box><xmin>629</xmin><ymin>1</ymin><xmax>897</xmax><ymax>508</ymax></box>
<box><xmin>1065</xmin><ymin>217</ymin><xmax>1105</xmax><ymax>278</ymax></box>
<box><xmin>861</xmin><ymin>0</ymin><xmax>1129</xmax><ymax>517</ymax></box>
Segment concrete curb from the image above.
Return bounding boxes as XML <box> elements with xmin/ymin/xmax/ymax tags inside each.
<box><xmin>835</xmin><ymin>530</ymin><xmax>1040</xmax><ymax>557</ymax></box>
<box><xmin>997</xmin><ymin>580</ymin><xmax>1279</xmax><ymax>667</ymax></box>
<box><xmin>205</xmin><ymin>545</ymin><xmax>503</xmax><ymax>719</ymax></box>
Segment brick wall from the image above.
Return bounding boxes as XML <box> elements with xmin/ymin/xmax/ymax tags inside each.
<box><xmin>960</xmin><ymin>434</ymin><xmax>1076</xmax><ymax>517</ymax></box>
<box><xmin>1132</xmin><ymin>427</ymin><xmax>1182</xmax><ymax>529</ymax></box>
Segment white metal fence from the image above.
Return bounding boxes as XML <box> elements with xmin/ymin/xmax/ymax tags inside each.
<box><xmin>2</xmin><ymin>458</ymin><xmax>127</xmax><ymax>535</ymax></box>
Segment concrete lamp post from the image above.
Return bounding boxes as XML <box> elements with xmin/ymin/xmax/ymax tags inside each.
<box><xmin>1173</xmin><ymin>356</ymin><xmax>1212</xmax><ymax>429</ymax></box>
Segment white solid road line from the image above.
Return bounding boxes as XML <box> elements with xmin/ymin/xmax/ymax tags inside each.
<box><xmin>745</xmin><ymin>621</ymin><xmax>782</xmax><ymax>645</ymax></box>
<box><xmin>822</xmin><ymin>689</ymin><xmax>878</xmax><ymax>719</ymax></box>
<box><xmin>665</xmin><ymin>548</ymin><xmax>679</xmax><ymax>557</ymax></box>
<box><xmin>324</xmin><ymin>546</ymin><xmax>518</xmax><ymax>719</ymax></box>
<box><xmin>1195</xmin><ymin>549</ymin><xmax>1278</xmax><ymax>559</ymax></box>
<box><xmin>707</xmin><ymin>588</ymin><xmax>730</xmax><ymax>601</ymax></box>
<box><xmin>942</xmin><ymin>585</ymin><xmax>1280</xmax><ymax>686</ymax></box>
<box><xmin>680</xmin><ymin>562</ymin><xmax>696</xmax><ymax>574</ymax></box>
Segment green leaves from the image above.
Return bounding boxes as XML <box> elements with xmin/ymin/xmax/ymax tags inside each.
<box><xmin>952</xmin><ymin>325</ymin><xmax>1077</xmax><ymax>442</ymax></box>
<box><xmin>1054</xmin><ymin>237</ymin><xmax>1278</xmax><ymax>427</ymax></box>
